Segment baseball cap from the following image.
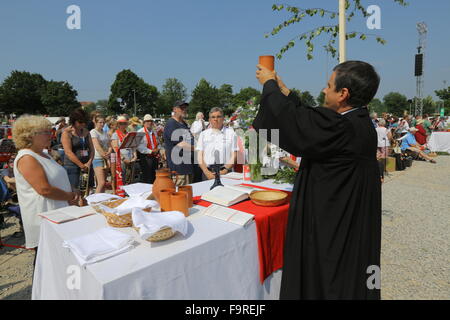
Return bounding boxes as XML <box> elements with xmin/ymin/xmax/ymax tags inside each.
<box><xmin>174</xmin><ymin>100</ymin><xmax>189</xmax><ymax>108</ymax></box>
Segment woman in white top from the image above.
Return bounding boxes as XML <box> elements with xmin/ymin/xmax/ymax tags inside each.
<box><xmin>90</xmin><ymin>115</ymin><xmax>112</xmax><ymax>193</ymax></box>
<box><xmin>375</xmin><ymin>119</ymin><xmax>392</xmax><ymax>159</ymax></box>
<box><xmin>12</xmin><ymin>115</ymin><xmax>79</xmax><ymax>250</ymax></box>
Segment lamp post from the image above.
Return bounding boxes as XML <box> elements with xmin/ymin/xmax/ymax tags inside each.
<box><xmin>339</xmin><ymin>0</ymin><xmax>347</xmax><ymax>63</ymax></box>
<box><xmin>132</xmin><ymin>89</ymin><xmax>137</xmax><ymax>116</ymax></box>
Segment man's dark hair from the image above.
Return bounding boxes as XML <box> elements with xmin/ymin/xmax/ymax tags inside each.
<box><xmin>333</xmin><ymin>60</ymin><xmax>380</xmax><ymax>108</ymax></box>
<box><xmin>69</xmin><ymin>108</ymin><xmax>89</xmax><ymax>125</ymax></box>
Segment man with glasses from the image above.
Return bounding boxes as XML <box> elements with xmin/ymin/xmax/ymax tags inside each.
<box><xmin>196</xmin><ymin>107</ymin><xmax>238</xmax><ymax>180</ymax></box>
<box><xmin>163</xmin><ymin>100</ymin><xmax>195</xmax><ymax>186</ymax></box>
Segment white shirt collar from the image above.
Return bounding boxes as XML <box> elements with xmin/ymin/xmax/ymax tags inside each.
<box><xmin>340</xmin><ymin>108</ymin><xmax>358</xmax><ymax>115</ymax></box>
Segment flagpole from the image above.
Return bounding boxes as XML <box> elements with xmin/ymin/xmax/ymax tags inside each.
<box><xmin>339</xmin><ymin>0</ymin><xmax>347</xmax><ymax>63</ymax></box>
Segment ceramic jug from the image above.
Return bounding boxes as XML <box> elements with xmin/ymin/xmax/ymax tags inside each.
<box><xmin>153</xmin><ymin>169</ymin><xmax>176</xmax><ymax>202</ymax></box>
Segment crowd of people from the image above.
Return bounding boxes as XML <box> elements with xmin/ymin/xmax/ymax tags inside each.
<box><xmin>1</xmin><ymin>94</ymin><xmax>448</xmax><ymax>274</ymax></box>
<box><xmin>372</xmin><ymin>112</ymin><xmax>449</xmax><ymax>166</ymax></box>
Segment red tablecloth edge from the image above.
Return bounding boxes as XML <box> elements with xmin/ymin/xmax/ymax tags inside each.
<box><xmin>193</xmin><ymin>183</ymin><xmax>291</xmax><ymax>283</ymax></box>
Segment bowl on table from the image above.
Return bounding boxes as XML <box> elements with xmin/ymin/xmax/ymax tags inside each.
<box><xmin>249</xmin><ymin>190</ymin><xmax>289</xmax><ymax>207</ymax></box>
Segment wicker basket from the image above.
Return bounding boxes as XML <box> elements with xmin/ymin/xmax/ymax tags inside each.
<box><xmin>93</xmin><ymin>198</ymin><xmax>151</xmax><ymax>228</ymax></box>
<box><xmin>133</xmin><ymin>226</ymin><xmax>176</xmax><ymax>242</ymax></box>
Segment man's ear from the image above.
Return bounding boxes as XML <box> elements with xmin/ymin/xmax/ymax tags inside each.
<box><xmin>339</xmin><ymin>88</ymin><xmax>350</xmax><ymax>103</ymax></box>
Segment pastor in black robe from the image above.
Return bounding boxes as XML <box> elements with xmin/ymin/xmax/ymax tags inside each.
<box><xmin>253</xmin><ymin>80</ymin><xmax>381</xmax><ymax>300</ymax></box>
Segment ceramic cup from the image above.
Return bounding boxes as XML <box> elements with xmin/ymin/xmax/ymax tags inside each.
<box><xmin>178</xmin><ymin>185</ymin><xmax>193</xmax><ymax>208</ymax></box>
<box><xmin>170</xmin><ymin>191</ymin><xmax>189</xmax><ymax>217</ymax></box>
<box><xmin>259</xmin><ymin>55</ymin><xmax>275</xmax><ymax>71</ymax></box>
<box><xmin>159</xmin><ymin>188</ymin><xmax>175</xmax><ymax>212</ymax></box>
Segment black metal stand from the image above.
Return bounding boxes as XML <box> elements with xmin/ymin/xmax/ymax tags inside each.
<box><xmin>210</xmin><ymin>164</ymin><xmax>224</xmax><ymax>190</ymax></box>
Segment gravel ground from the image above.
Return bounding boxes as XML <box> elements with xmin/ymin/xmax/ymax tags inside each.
<box><xmin>1</xmin><ymin>156</ymin><xmax>449</xmax><ymax>300</ymax></box>
<box><xmin>380</xmin><ymin>155</ymin><xmax>450</xmax><ymax>299</ymax></box>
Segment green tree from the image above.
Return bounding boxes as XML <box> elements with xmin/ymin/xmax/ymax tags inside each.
<box><xmin>190</xmin><ymin>78</ymin><xmax>221</xmax><ymax>117</ymax></box>
<box><xmin>158</xmin><ymin>78</ymin><xmax>188</xmax><ymax>116</ymax></box>
<box><xmin>422</xmin><ymin>96</ymin><xmax>437</xmax><ymax>115</ymax></box>
<box><xmin>289</xmin><ymin>89</ymin><xmax>316</xmax><ymax>107</ymax></box>
<box><xmin>232</xmin><ymin>87</ymin><xmax>261</xmax><ymax>108</ymax></box>
<box><xmin>316</xmin><ymin>91</ymin><xmax>325</xmax><ymax>106</ymax></box>
<box><xmin>0</xmin><ymin>70</ymin><xmax>47</xmax><ymax>115</ymax></box>
<box><xmin>218</xmin><ymin>84</ymin><xmax>234</xmax><ymax>115</ymax></box>
<box><xmin>40</xmin><ymin>80</ymin><xmax>80</xmax><ymax>116</ymax></box>
<box><xmin>94</xmin><ymin>99</ymin><xmax>110</xmax><ymax>115</ymax></box>
<box><xmin>367</xmin><ymin>98</ymin><xmax>386</xmax><ymax>114</ymax></box>
<box><xmin>301</xmin><ymin>90</ymin><xmax>317</xmax><ymax>107</ymax></box>
<box><xmin>383</xmin><ymin>92</ymin><xmax>408</xmax><ymax>116</ymax></box>
<box><xmin>108</xmin><ymin>69</ymin><xmax>159</xmax><ymax>116</ymax></box>
<box><xmin>266</xmin><ymin>0</ymin><xmax>408</xmax><ymax>60</ymax></box>
<box><xmin>435</xmin><ymin>86</ymin><xmax>450</xmax><ymax>114</ymax></box>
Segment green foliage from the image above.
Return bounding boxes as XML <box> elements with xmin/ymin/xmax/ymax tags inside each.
<box><xmin>108</xmin><ymin>69</ymin><xmax>159</xmax><ymax>117</ymax></box>
<box><xmin>232</xmin><ymin>87</ymin><xmax>261</xmax><ymax>107</ymax></box>
<box><xmin>383</xmin><ymin>92</ymin><xmax>409</xmax><ymax>117</ymax></box>
<box><xmin>0</xmin><ymin>71</ymin><xmax>47</xmax><ymax>115</ymax></box>
<box><xmin>236</xmin><ymin>97</ymin><xmax>259</xmax><ymax>130</ymax></box>
<box><xmin>264</xmin><ymin>167</ymin><xmax>297</xmax><ymax>184</ymax></box>
<box><xmin>94</xmin><ymin>100</ymin><xmax>110</xmax><ymax>115</ymax></box>
<box><xmin>190</xmin><ymin>78</ymin><xmax>221</xmax><ymax>117</ymax></box>
<box><xmin>290</xmin><ymin>89</ymin><xmax>317</xmax><ymax>107</ymax></box>
<box><xmin>316</xmin><ymin>91</ymin><xmax>325</xmax><ymax>106</ymax></box>
<box><xmin>40</xmin><ymin>81</ymin><xmax>80</xmax><ymax>116</ymax></box>
<box><xmin>367</xmin><ymin>98</ymin><xmax>386</xmax><ymax>114</ymax></box>
<box><xmin>158</xmin><ymin>78</ymin><xmax>188</xmax><ymax>116</ymax></box>
<box><xmin>301</xmin><ymin>90</ymin><xmax>317</xmax><ymax>107</ymax></box>
<box><xmin>82</xmin><ymin>102</ymin><xmax>97</xmax><ymax>115</ymax></box>
<box><xmin>218</xmin><ymin>84</ymin><xmax>234</xmax><ymax>115</ymax></box>
<box><xmin>422</xmin><ymin>96</ymin><xmax>437</xmax><ymax>115</ymax></box>
<box><xmin>0</xmin><ymin>71</ymin><xmax>80</xmax><ymax>116</ymax></box>
<box><xmin>435</xmin><ymin>86</ymin><xmax>450</xmax><ymax>114</ymax></box>
<box><xmin>266</xmin><ymin>0</ymin><xmax>408</xmax><ymax>60</ymax></box>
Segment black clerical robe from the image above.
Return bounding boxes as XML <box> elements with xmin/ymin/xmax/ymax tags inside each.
<box><xmin>253</xmin><ymin>80</ymin><xmax>381</xmax><ymax>300</ymax></box>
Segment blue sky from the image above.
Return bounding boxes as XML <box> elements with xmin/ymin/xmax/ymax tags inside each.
<box><xmin>0</xmin><ymin>0</ymin><xmax>449</xmax><ymax>103</ymax></box>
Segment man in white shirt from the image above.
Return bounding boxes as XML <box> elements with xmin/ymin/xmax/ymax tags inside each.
<box><xmin>137</xmin><ymin>114</ymin><xmax>159</xmax><ymax>183</ymax></box>
<box><xmin>196</xmin><ymin>107</ymin><xmax>238</xmax><ymax>180</ymax></box>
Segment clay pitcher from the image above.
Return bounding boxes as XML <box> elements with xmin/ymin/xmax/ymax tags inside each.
<box><xmin>153</xmin><ymin>169</ymin><xmax>176</xmax><ymax>202</ymax></box>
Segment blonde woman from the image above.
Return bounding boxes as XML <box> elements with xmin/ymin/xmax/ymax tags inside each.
<box><xmin>90</xmin><ymin>115</ymin><xmax>112</xmax><ymax>193</ymax></box>
<box><xmin>12</xmin><ymin>115</ymin><xmax>78</xmax><ymax>251</ymax></box>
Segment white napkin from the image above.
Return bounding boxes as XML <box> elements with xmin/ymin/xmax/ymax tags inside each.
<box><xmin>85</xmin><ymin>193</ymin><xmax>122</xmax><ymax>205</ymax></box>
<box><xmin>62</xmin><ymin>227</ymin><xmax>134</xmax><ymax>266</ymax></box>
<box><xmin>132</xmin><ymin>208</ymin><xmax>188</xmax><ymax>240</ymax></box>
<box><xmin>96</xmin><ymin>197</ymin><xmax>158</xmax><ymax>216</ymax></box>
<box><xmin>121</xmin><ymin>183</ymin><xmax>153</xmax><ymax>197</ymax></box>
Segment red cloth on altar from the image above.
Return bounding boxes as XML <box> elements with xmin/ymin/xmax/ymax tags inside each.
<box><xmin>193</xmin><ymin>184</ymin><xmax>291</xmax><ymax>283</ymax></box>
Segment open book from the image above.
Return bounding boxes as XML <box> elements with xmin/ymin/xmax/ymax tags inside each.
<box><xmin>39</xmin><ymin>205</ymin><xmax>96</xmax><ymax>224</ymax></box>
<box><xmin>202</xmin><ymin>204</ymin><xmax>254</xmax><ymax>227</ymax></box>
<box><xmin>222</xmin><ymin>172</ymin><xmax>244</xmax><ymax>180</ymax></box>
<box><xmin>200</xmin><ymin>184</ymin><xmax>260</xmax><ymax>207</ymax></box>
